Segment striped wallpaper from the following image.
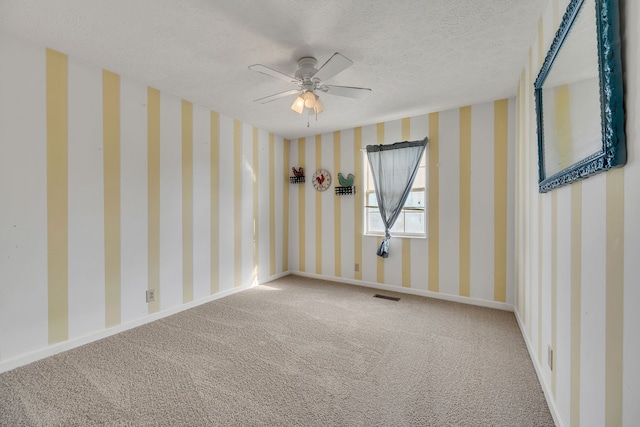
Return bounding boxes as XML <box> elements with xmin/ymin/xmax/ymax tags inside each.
<box><xmin>287</xmin><ymin>99</ymin><xmax>516</xmax><ymax>306</ymax></box>
<box><xmin>515</xmin><ymin>0</ymin><xmax>640</xmax><ymax>426</ymax></box>
<box><xmin>0</xmin><ymin>35</ymin><xmax>286</xmax><ymax>365</ymax></box>
<box><xmin>3</xmin><ymin>4</ymin><xmax>638</xmax><ymax>421</ymax></box>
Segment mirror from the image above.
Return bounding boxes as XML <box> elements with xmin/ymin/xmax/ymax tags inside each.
<box><xmin>534</xmin><ymin>0</ymin><xmax>625</xmax><ymax>192</ymax></box>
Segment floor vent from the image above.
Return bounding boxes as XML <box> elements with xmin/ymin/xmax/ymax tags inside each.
<box><xmin>373</xmin><ymin>294</ymin><xmax>400</xmax><ymax>301</ymax></box>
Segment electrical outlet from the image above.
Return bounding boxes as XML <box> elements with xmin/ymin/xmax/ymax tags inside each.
<box><xmin>548</xmin><ymin>345</ymin><xmax>554</xmax><ymax>371</ymax></box>
<box><xmin>146</xmin><ymin>289</ymin><xmax>156</xmax><ymax>303</ymax></box>
<box><xmin>354</xmin><ymin>263</ymin><xmax>360</xmax><ymax>272</ymax></box>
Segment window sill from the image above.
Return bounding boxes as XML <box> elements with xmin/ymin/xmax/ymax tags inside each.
<box><xmin>364</xmin><ymin>232</ymin><xmax>427</xmax><ymax>240</ymax></box>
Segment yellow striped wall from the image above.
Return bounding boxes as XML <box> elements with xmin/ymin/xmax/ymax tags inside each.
<box><xmin>46</xmin><ymin>48</ymin><xmax>69</xmax><ymax>343</ymax></box>
<box><xmin>514</xmin><ymin>0</ymin><xmax>640</xmax><ymax>426</ymax></box>
<box><xmin>210</xmin><ymin>111</ymin><xmax>220</xmax><ymax>294</ymax></box>
<box><xmin>428</xmin><ymin>112</ymin><xmax>439</xmax><ymax>293</ymax></box>
<box><xmin>333</xmin><ymin>131</ymin><xmax>342</xmax><ymax>277</ymax></box>
<box><xmin>288</xmin><ymin>99</ymin><xmax>515</xmax><ymax>304</ymax></box>
<box><xmin>353</xmin><ymin>128</ymin><xmax>363</xmax><ymax>281</ymax></box>
<box><xmin>182</xmin><ymin>101</ymin><xmax>194</xmax><ymax>303</ymax></box>
<box><xmin>282</xmin><ymin>140</ymin><xmax>290</xmax><ymax>272</ymax></box>
<box><xmin>315</xmin><ymin>135</ymin><xmax>323</xmax><ymax>275</ymax></box>
<box><xmin>103</xmin><ymin>70</ymin><xmax>123</xmax><ymax>326</ymax></box>
<box><xmin>253</xmin><ymin>127</ymin><xmax>259</xmax><ymax>284</ymax></box>
<box><xmin>3</xmin><ymin>8</ymin><xmax>639</xmax><ymax>422</ymax></box>
<box><xmin>233</xmin><ymin>120</ymin><xmax>242</xmax><ymax>287</ymax></box>
<box><xmin>0</xmin><ymin>35</ymin><xmax>287</xmax><ymax>366</ymax></box>
<box><xmin>269</xmin><ymin>133</ymin><xmax>276</xmax><ymax>276</ymax></box>
<box><xmin>401</xmin><ymin>118</ymin><xmax>412</xmax><ymax>288</ymax></box>
<box><xmin>147</xmin><ymin>87</ymin><xmax>161</xmax><ymax>314</ymax></box>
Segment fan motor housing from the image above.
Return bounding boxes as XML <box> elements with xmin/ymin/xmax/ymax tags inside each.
<box><xmin>295</xmin><ymin>57</ymin><xmax>318</xmax><ymax>80</ymax></box>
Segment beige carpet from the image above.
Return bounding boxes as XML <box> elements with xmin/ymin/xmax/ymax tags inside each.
<box><xmin>0</xmin><ymin>275</ymin><xmax>554</xmax><ymax>426</ymax></box>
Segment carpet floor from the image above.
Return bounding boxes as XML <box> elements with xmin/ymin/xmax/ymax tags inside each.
<box><xmin>0</xmin><ymin>275</ymin><xmax>554</xmax><ymax>426</ymax></box>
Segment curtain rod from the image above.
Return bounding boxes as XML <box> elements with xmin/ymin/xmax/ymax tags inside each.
<box><xmin>359</xmin><ymin>137</ymin><xmax>428</xmax><ymax>151</ymax></box>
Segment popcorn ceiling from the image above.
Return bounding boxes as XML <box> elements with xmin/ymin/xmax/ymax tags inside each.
<box><xmin>0</xmin><ymin>0</ymin><xmax>547</xmax><ymax>139</ymax></box>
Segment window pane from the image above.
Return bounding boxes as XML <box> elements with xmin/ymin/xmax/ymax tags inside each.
<box><xmin>368</xmin><ymin>209</ymin><xmax>385</xmax><ymax>232</ymax></box>
<box><xmin>415</xmin><ymin>166</ymin><xmax>426</xmax><ymax>187</ymax></box>
<box><xmin>391</xmin><ymin>211</ymin><xmax>405</xmax><ymax>233</ymax></box>
<box><xmin>404</xmin><ymin>211</ymin><xmax>424</xmax><ymax>234</ymax></box>
<box><xmin>363</xmin><ymin>151</ymin><xmax>427</xmax><ymax>238</ymax></box>
<box><xmin>367</xmin><ymin>166</ymin><xmax>376</xmax><ymax>189</ymax></box>
<box><xmin>404</xmin><ymin>190</ymin><xmax>425</xmax><ymax>208</ymax></box>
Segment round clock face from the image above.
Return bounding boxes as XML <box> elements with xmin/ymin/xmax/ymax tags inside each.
<box><xmin>312</xmin><ymin>169</ymin><xmax>331</xmax><ymax>191</ymax></box>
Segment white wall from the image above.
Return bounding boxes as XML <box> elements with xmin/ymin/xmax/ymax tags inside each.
<box><xmin>0</xmin><ymin>33</ymin><xmax>48</xmax><ymax>361</ymax></box>
<box><xmin>0</xmin><ymin>34</ymin><xmax>287</xmax><ymax>369</ymax></box>
<box><xmin>515</xmin><ymin>0</ymin><xmax>640</xmax><ymax>425</ymax></box>
<box><xmin>288</xmin><ymin>100</ymin><xmax>517</xmax><ymax>309</ymax></box>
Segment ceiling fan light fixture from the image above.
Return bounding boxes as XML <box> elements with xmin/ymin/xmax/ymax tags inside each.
<box><xmin>291</xmin><ymin>95</ymin><xmax>305</xmax><ymax>114</ymax></box>
<box><xmin>292</xmin><ymin>90</ymin><xmax>324</xmax><ymax>115</ymax></box>
<box><xmin>250</xmin><ymin>52</ymin><xmax>371</xmax><ymax>124</ymax></box>
<box><xmin>303</xmin><ymin>90</ymin><xmax>316</xmax><ymax>108</ymax></box>
<box><xmin>314</xmin><ymin>96</ymin><xmax>324</xmax><ymax>114</ymax></box>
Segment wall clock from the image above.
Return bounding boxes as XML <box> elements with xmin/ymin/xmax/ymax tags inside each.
<box><xmin>312</xmin><ymin>169</ymin><xmax>331</xmax><ymax>191</ymax></box>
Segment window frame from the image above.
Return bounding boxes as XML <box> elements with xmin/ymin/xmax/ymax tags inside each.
<box><xmin>363</xmin><ymin>150</ymin><xmax>427</xmax><ymax>239</ymax></box>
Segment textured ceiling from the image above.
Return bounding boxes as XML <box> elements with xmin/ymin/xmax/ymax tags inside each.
<box><xmin>0</xmin><ymin>0</ymin><xmax>547</xmax><ymax>139</ymax></box>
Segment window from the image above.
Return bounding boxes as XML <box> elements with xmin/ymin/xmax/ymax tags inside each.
<box><xmin>364</xmin><ymin>151</ymin><xmax>427</xmax><ymax>238</ymax></box>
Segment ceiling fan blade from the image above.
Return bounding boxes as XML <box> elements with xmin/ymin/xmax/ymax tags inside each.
<box><xmin>312</xmin><ymin>53</ymin><xmax>353</xmax><ymax>81</ymax></box>
<box><xmin>248</xmin><ymin>64</ymin><xmax>296</xmax><ymax>84</ymax></box>
<box><xmin>253</xmin><ymin>89</ymin><xmax>300</xmax><ymax>104</ymax></box>
<box><xmin>323</xmin><ymin>85</ymin><xmax>371</xmax><ymax>99</ymax></box>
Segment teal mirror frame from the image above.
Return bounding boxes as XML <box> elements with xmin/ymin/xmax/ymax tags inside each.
<box><xmin>534</xmin><ymin>0</ymin><xmax>625</xmax><ymax>193</ymax></box>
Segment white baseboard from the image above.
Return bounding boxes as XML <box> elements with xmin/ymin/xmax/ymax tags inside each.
<box><xmin>0</xmin><ymin>269</ymin><xmax>520</xmax><ymax>379</ymax></box>
<box><xmin>292</xmin><ymin>272</ymin><xmax>562</xmax><ymax>423</ymax></box>
<box><xmin>3</xmin><ymin>270</ymin><xmax>562</xmax><ymax>426</ymax></box>
<box><xmin>261</xmin><ymin>271</ymin><xmax>290</xmax><ymax>283</ymax></box>
<box><xmin>0</xmin><ymin>273</ymin><xmax>289</xmax><ymax>374</ymax></box>
<box><xmin>291</xmin><ymin>271</ymin><xmax>514</xmax><ymax>312</ymax></box>
<box><xmin>514</xmin><ymin>309</ymin><xmax>565</xmax><ymax>427</ymax></box>
<box><xmin>0</xmin><ymin>284</ymin><xmax>244</xmax><ymax>373</ymax></box>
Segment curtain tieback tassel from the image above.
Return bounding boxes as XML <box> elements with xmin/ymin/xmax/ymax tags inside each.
<box><xmin>376</xmin><ymin>231</ymin><xmax>391</xmax><ymax>258</ymax></box>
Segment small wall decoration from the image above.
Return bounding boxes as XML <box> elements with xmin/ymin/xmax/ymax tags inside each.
<box><xmin>337</xmin><ymin>173</ymin><xmax>355</xmax><ymax>187</ymax></box>
<box><xmin>290</xmin><ymin>167</ymin><xmax>305</xmax><ymax>184</ymax></box>
<box><xmin>335</xmin><ymin>186</ymin><xmax>356</xmax><ymax>196</ymax></box>
<box><xmin>335</xmin><ymin>172</ymin><xmax>356</xmax><ymax>195</ymax></box>
<box><xmin>312</xmin><ymin>169</ymin><xmax>331</xmax><ymax>191</ymax></box>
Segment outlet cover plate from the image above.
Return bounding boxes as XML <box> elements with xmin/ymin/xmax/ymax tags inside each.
<box><xmin>146</xmin><ymin>289</ymin><xmax>156</xmax><ymax>303</ymax></box>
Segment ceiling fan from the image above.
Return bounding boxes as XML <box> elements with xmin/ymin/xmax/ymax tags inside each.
<box><xmin>248</xmin><ymin>52</ymin><xmax>371</xmax><ymax>118</ymax></box>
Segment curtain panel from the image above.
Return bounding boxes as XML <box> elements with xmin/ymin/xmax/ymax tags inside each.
<box><xmin>366</xmin><ymin>137</ymin><xmax>428</xmax><ymax>257</ymax></box>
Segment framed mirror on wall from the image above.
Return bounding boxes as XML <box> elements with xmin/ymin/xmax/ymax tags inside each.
<box><xmin>534</xmin><ymin>0</ymin><xmax>625</xmax><ymax>193</ymax></box>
